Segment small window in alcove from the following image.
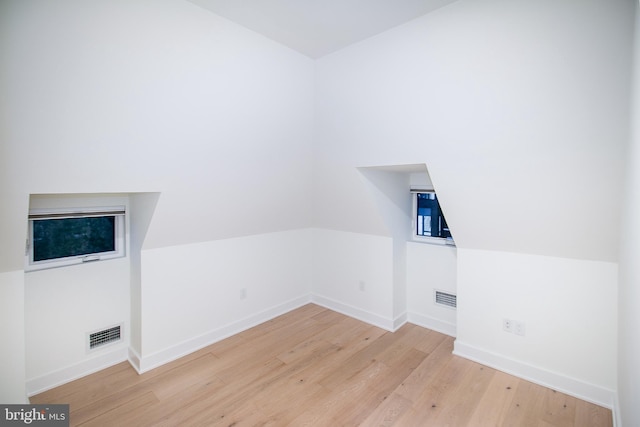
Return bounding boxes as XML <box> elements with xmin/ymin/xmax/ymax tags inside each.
<box><xmin>26</xmin><ymin>206</ymin><xmax>126</xmax><ymax>271</ymax></box>
<box><xmin>412</xmin><ymin>191</ymin><xmax>454</xmax><ymax>245</ymax></box>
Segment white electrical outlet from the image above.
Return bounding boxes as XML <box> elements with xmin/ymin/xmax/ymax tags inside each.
<box><xmin>359</xmin><ymin>280</ymin><xmax>366</xmax><ymax>292</ymax></box>
<box><xmin>240</xmin><ymin>288</ymin><xmax>247</xmax><ymax>300</ymax></box>
<box><xmin>504</xmin><ymin>318</ymin><xmax>526</xmax><ymax>336</ymax></box>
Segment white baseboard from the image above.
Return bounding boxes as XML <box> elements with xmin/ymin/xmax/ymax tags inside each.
<box><xmin>26</xmin><ymin>346</ymin><xmax>128</xmax><ymax>397</ymax></box>
<box><xmin>128</xmin><ymin>347</ymin><xmax>142</xmax><ymax>374</ymax></box>
<box><xmin>136</xmin><ymin>295</ymin><xmax>311</xmax><ymax>373</ymax></box>
<box><xmin>453</xmin><ymin>340</ymin><xmax>615</xmax><ymax>410</ymax></box>
<box><xmin>27</xmin><ymin>296</ymin><xmax>312</xmax><ymax>394</ymax></box>
<box><xmin>311</xmin><ymin>294</ymin><xmax>396</xmax><ymax>331</ymax></box>
<box><xmin>393</xmin><ymin>312</ymin><xmax>408</xmax><ymax>331</ymax></box>
<box><xmin>407</xmin><ymin>312</ymin><xmax>456</xmax><ymax>337</ymax></box>
<box><xmin>613</xmin><ymin>392</ymin><xmax>621</xmax><ymax>427</ymax></box>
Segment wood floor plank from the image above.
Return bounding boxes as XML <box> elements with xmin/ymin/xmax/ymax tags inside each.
<box><xmin>289</xmin><ymin>360</ymin><xmax>391</xmax><ymax>426</ymax></box>
<box><xmin>212</xmin><ymin>327</ymin><xmax>327</xmax><ymax>385</ymax></box>
<box><xmin>394</xmin><ymin>336</ymin><xmax>454</xmax><ymax>402</ymax></box>
<box><xmin>70</xmin><ymin>352</ymin><xmax>223</xmax><ymax>425</ymax></box>
<box><xmin>359</xmin><ymin>392</ymin><xmax>413</xmax><ymax>427</ymax></box>
<box><xmin>325</xmin><ymin>316</ymin><xmax>383</xmax><ymax>347</ymax></box>
<box><xmin>574</xmin><ymin>398</ymin><xmax>613</xmax><ymax>427</ymax></box>
<box><xmin>428</xmin><ymin>362</ymin><xmax>496</xmax><ymax>426</ymax></box>
<box><xmin>276</xmin><ymin>334</ymin><xmax>335</xmax><ymax>365</ymax></box>
<box><xmin>540</xmin><ymin>388</ymin><xmax>577</xmax><ymax>427</ymax></box>
<box><xmin>281</xmin><ymin>325</ymin><xmax>385</xmax><ymax>390</ymax></box>
<box><xmin>76</xmin><ymin>391</ymin><xmax>159</xmax><ymax>427</ymax></box>
<box><xmin>310</xmin><ymin>307</ymin><xmax>351</xmax><ymax>324</ymax></box>
<box><xmin>395</xmin><ymin>355</ymin><xmax>476</xmax><ymax>425</ymax></box>
<box><xmin>407</xmin><ymin>328</ymin><xmax>448</xmax><ymax>355</ymax></box>
<box><xmin>243</xmin><ymin>376</ymin><xmax>330</xmax><ymax>426</ymax></box>
<box><xmin>236</xmin><ymin>304</ymin><xmax>325</xmax><ymax>341</ymax></box>
<box><xmin>466</xmin><ymin>369</ymin><xmax>519</xmax><ymax>426</ymax></box>
<box><xmin>339</xmin><ymin>348</ymin><xmax>428</xmax><ymax>427</ymax></box>
<box><xmin>317</xmin><ymin>326</ymin><xmax>414</xmax><ymax>390</ymax></box>
<box><xmin>30</xmin><ymin>362</ymin><xmax>139</xmax><ymax>408</ymax></box>
<box><xmin>122</xmin><ymin>378</ymin><xmax>227</xmax><ymax>427</ymax></box>
<box><xmin>30</xmin><ymin>304</ymin><xmax>613</xmax><ymax>427</ymax></box>
<box><xmin>501</xmin><ymin>379</ymin><xmax>549</xmax><ymax>427</ymax></box>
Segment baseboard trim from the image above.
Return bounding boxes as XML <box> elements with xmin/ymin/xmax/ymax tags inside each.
<box><xmin>453</xmin><ymin>340</ymin><xmax>615</xmax><ymax>410</ymax></box>
<box><xmin>407</xmin><ymin>312</ymin><xmax>456</xmax><ymax>337</ymax></box>
<box><xmin>137</xmin><ymin>295</ymin><xmax>311</xmax><ymax>373</ymax></box>
<box><xmin>310</xmin><ymin>294</ymin><xmax>395</xmax><ymax>331</ymax></box>
<box><xmin>393</xmin><ymin>312</ymin><xmax>408</xmax><ymax>331</ymax></box>
<box><xmin>613</xmin><ymin>392</ymin><xmax>621</xmax><ymax>427</ymax></box>
<box><xmin>128</xmin><ymin>347</ymin><xmax>142</xmax><ymax>374</ymax></box>
<box><xmin>26</xmin><ymin>346</ymin><xmax>128</xmax><ymax>397</ymax></box>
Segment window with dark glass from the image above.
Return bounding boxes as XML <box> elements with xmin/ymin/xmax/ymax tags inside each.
<box><xmin>26</xmin><ymin>207</ymin><xmax>125</xmax><ymax>271</ymax></box>
<box><xmin>32</xmin><ymin>216</ymin><xmax>116</xmax><ymax>262</ymax></box>
<box><xmin>413</xmin><ymin>192</ymin><xmax>453</xmax><ymax>242</ymax></box>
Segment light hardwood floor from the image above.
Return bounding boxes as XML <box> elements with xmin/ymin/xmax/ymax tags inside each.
<box><xmin>31</xmin><ymin>304</ymin><xmax>612</xmax><ymax>426</ymax></box>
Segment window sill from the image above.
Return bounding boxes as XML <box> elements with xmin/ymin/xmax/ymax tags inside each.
<box><xmin>25</xmin><ymin>253</ymin><xmax>125</xmax><ymax>272</ymax></box>
<box><xmin>411</xmin><ymin>236</ymin><xmax>456</xmax><ymax>247</ymax></box>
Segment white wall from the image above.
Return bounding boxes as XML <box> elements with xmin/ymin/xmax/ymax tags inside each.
<box><xmin>128</xmin><ymin>193</ymin><xmax>161</xmax><ymax>359</ymax></box>
<box><xmin>21</xmin><ymin>192</ymin><xmax>160</xmax><ymax>395</ymax></box>
<box><xmin>358</xmin><ymin>167</ymin><xmax>412</xmax><ymax>323</ymax></box>
<box><xmin>406</xmin><ymin>242</ymin><xmax>457</xmax><ymax>336</ymax></box>
<box><xmin>353</xmin><ymin>166</ymin><xmax>457</xmax><ymax>327</ymax></box>
<box><xmin>314</xmin><ymin>0</ymin><xmax>632</xmax><ymax>407</ymax></box>
<box><xmin>0</xmin><ymin>0</ymin><xmax>315</xmax><ymax>396</ymax></box>
<box><xmin>0</xmin><ymin>271</ymin><xmax>27</xmax><ymax>403</ymax></box>
<box><xmin>311</xmin><ymin>229</ymin><xmax>396</xmax><ymax>329</ymax></box>
<box><xmin>25</xmin><ymin>258</ymin><xmax>131</xmax><ymax>395</ymax></box>
<box><xmin>0</xmin><ymin>0</ymin><xmax>315</xmax><ymax>275</ymax></box>
<box><xmin>455</xmin><ymin>249</ymin><xmax>618</xmax><ymax>407</ymax></box>
<box><xmin>1</xmin><ymin>0</ymin><xmax>634</xmax><ymax>412</ymax></box>
<box><xmin>315</xmin><ymin>0</ymin><xmax>632</xmax><ymax>262</ymax></box>
<box><xmin>137</xmin><ymin>229</ymin><xmax>312</xmax><ymax>371</ymax></box>
<box><xmin>618</xmin><ymin>2</ymin><xmax>640</xmax><ymax>425</ymax></box>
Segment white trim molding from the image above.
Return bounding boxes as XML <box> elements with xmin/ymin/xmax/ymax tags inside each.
<box><xmin>26</xmin><ymin>347</ymin><xmax>128</xmax><ymax>397</ymax></box>
<box><xmin>128</xmin><ymin>347</ymin><xmax>142</xmax><ymax>374</ymax></box>
<box><xmin>613</xmin><ymin>393</ymin><xmax>621</xmax><ymax>427</ymax></box>
<box><xmin>453</xmin><ymin>340</ymin><xmax>616</xmax><ymax>410</ymax></box>
<box><xmin>393</xmin><ymin>312</ymin><xmax>408</xmax><ymax>331</ymax></box>
<box><xmin>408</xmin><ymin>312</ymin><xmax>456</xmax><ymax>338</ymax></box>
<box><xmin>311</xmin><ymin>294</ymin><xmax>396</xmax><ymax>331</ymax></box>
<box><xmin>135</xmin><ymin>295</ymin><xmax>311</xmax><ymax>373</ymax></box>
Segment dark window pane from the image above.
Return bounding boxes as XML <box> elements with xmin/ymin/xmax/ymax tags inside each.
<box><xmin>416</xmin><ymin>193</ymin><xmax>451</xmax><ymax>239</ymax></box>
<box><xmin>33</xmin><ymin>216</ymin><xmax>116</xmax><ymax>262</ymax></box>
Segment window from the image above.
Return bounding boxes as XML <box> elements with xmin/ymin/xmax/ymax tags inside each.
<box><xmin>412</xmin><ymin>191</ymin><xmax>454</xmax><ymax>245</ymax></box>
<box><xmin>26</xmin><ymin>206</ymin><xmax>126</xmax><ymax>271</ymax></box>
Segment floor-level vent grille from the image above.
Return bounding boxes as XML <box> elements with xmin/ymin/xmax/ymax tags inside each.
<box><xmin>89</xmin><ymin>325</ymin><xmax>121</xmax><ymax>350</ymax></box>
<box><xmin>435</xmin><ymin>290</ymin><xmax>457</xmax><ymax>309</ymax></box>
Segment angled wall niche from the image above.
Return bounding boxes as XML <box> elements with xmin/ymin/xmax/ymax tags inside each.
<box><xmin>357</xmin><ymin>163</ymin><xmax>457</xmax><ymax>332</ymax></box>
<box><xmin>24</xmin><ymin>192</ymin><xmax>160</xmax><ymax>396</ymax></box>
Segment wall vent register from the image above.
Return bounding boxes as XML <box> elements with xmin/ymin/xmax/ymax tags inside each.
<box><xmin>434</xmin><ymin>290</ymin><xmax>457</xmax><ymax>309</ymax></box>
<box><xmin>88</xmin><ymin>325</ymin><xmax>122</xmax><ymax>350</ymax></box>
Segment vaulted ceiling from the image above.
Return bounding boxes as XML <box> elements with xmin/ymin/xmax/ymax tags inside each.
<box><xmin>186</xmin><ymin>0</ymin><xmax>459</xmax><ymax>58</ymax></box>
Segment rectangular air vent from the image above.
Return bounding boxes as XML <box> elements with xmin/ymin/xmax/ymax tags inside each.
<box><xmin>88</xmin><ymin>324</ymin><xmax>122</xmax><ymax>350</ymax></box>
<box><xmin>434</xmin><ymin>290</ymin><xmax>457</xmax><ymax>309</ymax></box>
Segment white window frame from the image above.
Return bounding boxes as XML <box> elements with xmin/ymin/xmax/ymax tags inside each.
<box><xmin>411</xmin><ymin>191</ymin><xmax>455</xmax><ymax>246</ymax></box>
<box><xmin>25</xmin><ymin>206</ymin><xmax>126</xmax><ymax>272</ymax></box>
